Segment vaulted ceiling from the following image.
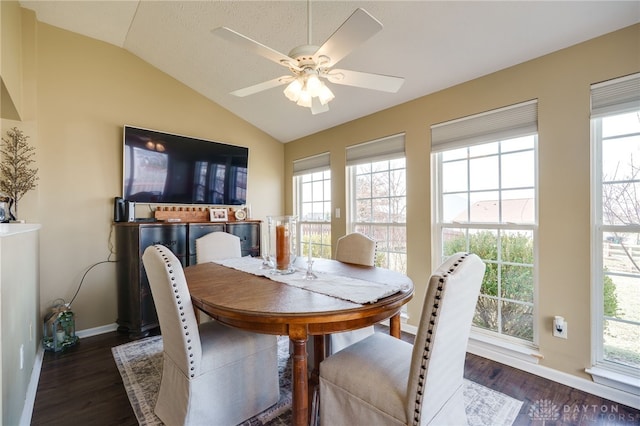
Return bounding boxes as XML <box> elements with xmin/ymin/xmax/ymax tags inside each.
<box><xmin>19</xmin><ymin>1</ymin><xmax>640</xmax><ymax>142</ymax></box>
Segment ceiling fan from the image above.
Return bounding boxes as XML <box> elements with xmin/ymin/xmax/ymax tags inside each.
<box><xmin>212</xmin><ymin>5</ymin><xmax>404</xmax><ymax>114</ymax></box>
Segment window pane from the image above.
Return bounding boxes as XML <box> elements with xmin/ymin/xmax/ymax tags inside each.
<box><xmin>442</xmin><ymin>147</ymin><xmax>467</xmax><ymax>161</ymax></box>
<box><xmin>602</xmin><ymin>181</ymin><xmax>640</xmax><ymax>226</ymax></box>
<box><xmin>602</xmin><ymin>111</ymin><xmax>640</xmax><ymax>138</ymax></box>
<box><xmin>442</xmin><ymin>228</ymin><xmax>467</xmax><ymax>255</ymax></box>
<box><xmin>389</xmin><ymin>226</ymin><xmax>406</xmax><ymax>251</ymax></box>
<box><xmin>602</xmin><ymin>135</ymin><xmax>640</xmax><ymax>181</ymax></box>
<box><xmin>603</xmin><ymin>232</ymin><xmax>640</xmax><ymax>273</ymax></box>
<box><xmin>355</xmin><ymin>173</ymin><xmax>371</xmax><ymax>199</ymax></box>
<box><xmin>356</xmin><ymin>163</ymin><xmax>371</xmax><ymax>174</ymax></box>
<box><xmin>473</xmin><ymin>295</ymin><xmax>498</xmax><ymax>332</ymax></box>
<box><xmin>469</xmin><ymin>229</ymin><xmax>498</xmax><ymax>260</ymax></box>
<box><xmin>389</xmin><ymin>158</ymin><xmax>405</xmax><ymax>169</ymax></box>
<box><xmin>501</xmin><ymin>150</ymin><xmax>535</xmax><ymax>188</ymax></box>
<box><xmin>501</xmin><ymin>264</ymin><xmax>534</xmax><ymax>303</ymax></box>
<box><xmin>469</xmin><ymin>156</ymin><xmax>499</xmax><ymax>190</ymax></box>
<box><xmin>388</xmin><ymin>252</ymin><xmax>407</xmax><ymax>273</ymax></box>
<box><xmin>502</xmin><ymin>192</ymin><xmax>535</xmax><ymax>223</ymax></box>
<box><xmin>603</xmin><ymin>273</ymin><xmax>639</xmax><ymax>323</ymax></box>
<box><xmin>372</xmin><ymin>198</ymin><xmax>390</xmax><ymax>223</ymax></box>
<box><xmin>356</xmin><ymin>199</ymin><xmax>372</xmax><ymax>222</ymax></box>
<box><xmin>470</xmin><ymin>142</ymin><xmax>498</xmax><ymax>157</ymax></box>
<box><xmin>502</xmin><ymin>135</ymin><xmax>535</xmax><ymax>152</ymax></box>
<box><xmin>442</xmin><ymin>160</ymin><xmax>468</xmax><ymax>193</ymax></box>
<box><xmin>372</xmin><ymin>171</ymin><xmax>389</xmax><ymax>196</ymax></box>
<box><xmin>390</xmin><ymin>196</ymin><xmax>406</xmax><ymax>223</ymax></box>
<box><xmin>501</xmin><ymin>230</ymin><xmax>534</xmax><ymax>263</ymax></box>
<box><xmin>389</xmin><ymin>169</ymin><xmax>406</xmax><ymax>197</ymax></box>
<box><xmin>501</xmin><ymin>300</ymin><xmax>534</xmax><ymax>340</ymax></box>
<box><xmin>469</xmin><ymin>191</ymin><xmax>499</xmax><ymax>222</ymax></box>
<box><xmin>443</xmin><ymin>193</ymin><xmax>468</xmax><ymax>222</ymax></box>
<box><xmin>312</xmin><ymin>180</ymin><xmax>323</xmax><ymax>198</ymax></box>
<box><xmin>604</xmin><ymin>320</ymin><xmax>640</xmax><ymax>369</ymax></box>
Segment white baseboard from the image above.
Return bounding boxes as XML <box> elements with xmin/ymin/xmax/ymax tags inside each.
<box><xmin>398</xmin><ymin>323</ymin><xmax>640</xmax><ymax>411</ymax></box>
<box><xmin>19</xmin><ymin>346</ymin><xmax>44</xmax><ymax>426</ymax></box>
<box><xmin>76</xmin><ymin>322</ymin><xmax>118</xmax><ymax>338</ymax></box>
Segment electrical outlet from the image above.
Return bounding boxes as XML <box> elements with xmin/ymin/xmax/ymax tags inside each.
<box><xmin>553</xmin><ymin>316</ymin><xmax>568</xmax><ymax>339</ymax></box>
<box><xmin>19</xmin><ymin>344</ymin><xmax>24</xmax><ymax>370</ymax></box>
<box><xmin>30</xmin><ymin>322</ymin><xmax>33</xmax><ymax>341</ymax></box>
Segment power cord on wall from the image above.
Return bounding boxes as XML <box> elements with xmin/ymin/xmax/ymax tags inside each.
<box><xmin>68</xmin><ymin>259</ymin><xmax>117</xmax><ymax>307</ymax></box>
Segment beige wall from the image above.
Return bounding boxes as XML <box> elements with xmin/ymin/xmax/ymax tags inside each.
<box><xmin>2</xmin><ymin>10</ymin><xmax>285</xmax><ymax>331</ymax></box>
<box><xmin>284</xmin><ymin>24</ymin><xmax>640</xmax><ymax>379</ymax></box>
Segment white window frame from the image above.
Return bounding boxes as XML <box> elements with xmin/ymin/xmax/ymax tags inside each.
<box><xmin>293</xmin><ymin>153</ymin><xmax>332</xmax><ymax>259</ymax></box>
<box><xmin>587</xmin><ymin>73</ymin><xmax>640</xmax><ymax>394</ymax></box>
<box><xmin>346</xmin><ymin>134</ymin><xmax>407</xmax><ymax>273</ymax></box>
<box><xmin>431</xmin><ymin>100</ymin><xmax>541</xmax><ymax>359</ymax></box>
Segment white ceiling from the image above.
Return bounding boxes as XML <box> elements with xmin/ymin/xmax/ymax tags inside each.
<box><xmin>19</xmin><ymin>1</ymin><xmax>640</xmax><ymax>142</ymax></box>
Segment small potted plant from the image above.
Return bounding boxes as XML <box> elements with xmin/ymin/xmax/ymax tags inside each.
<box><xmin>0</xmin><ymin>127</ymin><xmax>39</xmax><ymax>221</ymax></box>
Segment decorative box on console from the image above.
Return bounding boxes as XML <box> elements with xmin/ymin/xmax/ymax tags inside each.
<box><xmin>154</xmin><ymin>205</ymin><xmax>250</xmax><ymax>222</ymax></box>
<box><xmin>154</xmin><ymin>206</ymin><xmax>209</xmax><ymax>222</ymax></box>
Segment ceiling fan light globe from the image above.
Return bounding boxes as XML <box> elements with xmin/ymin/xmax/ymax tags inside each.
<box><xmin>306</xmin><ymin>74</ymin><xmax>322</xmax><ymax>97</ymax></box>
<box><xmin>318</xmin><ymin>84</ymin><xmax>335</xmax><ymax>105</ymax></box>
<box><xmin>297</xmin><ymin>91</ymin><xmax>313</xmax><ymax>108</ymax></box>
<box><xmin>284</xmin><ymin>79</ymin><xmax>303</xmax><ymax>102</ymax></box>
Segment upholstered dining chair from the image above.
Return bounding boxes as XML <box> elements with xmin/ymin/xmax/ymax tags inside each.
<box><xmin>195</xmin><ymin>231</ymin><xmax>242</xmax><ymax>263</ymax></box>
<box><xmin>319</xmin><ymin>252</ymin><xmax>486</xmax><ymax>426</ymax></box>
<box><xmin>334</xmin><ymin>231</ymin><xmax>376</xmax><ymax>266</ymax></box>
<box><xmin>142</xmin><ymin>244</ymin><xmax>279</xmax><ymax>426</ymax></box>
<box><xmin>329</xmin><ymin>232</ymin><xmax>378</xmax><ymax>354</ymax></box>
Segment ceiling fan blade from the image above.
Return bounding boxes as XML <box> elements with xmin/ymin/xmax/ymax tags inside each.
<box><xmin>311</xmin><ymin>98</ymin><xmax>330</xmax><ymax>115</ymax></box>
<box><xmin>230</xmin><ymin>76</ymin><xmax>292</xmax><ymax>97</ymax></box>
<box><xmin>326</xmin><ymin>69</ymin><xmax>404</xmax><ymax>93</ymax></box>
<box><xmin>314</xmin><ymin>8</ymin><xmax>383</xmax><ymax>68</ymax></box>
<box><xmin>212</xmin><ymin>27</ymin><xmax>299</xmax><ymax>70</ymax></box>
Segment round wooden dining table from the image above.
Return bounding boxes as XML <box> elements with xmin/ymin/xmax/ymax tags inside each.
<box><xmin>184</xmin><ymin>257</ymin><xmax>414</xmax><ymax>426</ymax></box>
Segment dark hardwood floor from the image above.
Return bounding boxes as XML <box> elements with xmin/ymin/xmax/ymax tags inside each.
<box><xmin>31</xmin><ymin>329</ymin><xmax>639</xmax><ymax>425</ymax></box>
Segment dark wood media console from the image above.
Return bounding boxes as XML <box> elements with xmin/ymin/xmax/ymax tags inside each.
<box><xmin>114</xmin><ymin>221</ymin><xmax>261</xmax><ymax>338</ymax></box>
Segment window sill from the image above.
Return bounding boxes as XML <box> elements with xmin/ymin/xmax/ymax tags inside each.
<box><xmin>586</xmin><ymin>366</ymin><xmax>640</xmax><ymax>396</ymax></box>
<box><xmin>467</xmin><ymin>330</ymin><xmax>543</xmax><ymax>364</ymax></box>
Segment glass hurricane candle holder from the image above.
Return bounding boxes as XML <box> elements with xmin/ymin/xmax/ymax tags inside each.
<box><xmin>267</xmin><ymin>215</ymin><xmax>297</xmax><ymax>274</ymax></box>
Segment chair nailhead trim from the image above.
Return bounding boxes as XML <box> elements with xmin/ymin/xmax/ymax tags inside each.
<box><xmin>412</xmin><ymin>253</ymin><xmax>469</xmax><ymax>426</ymax></box>
<box><xmin>153</xmin><ymin>244</ymin><xmax>198</xmax><ymax>378</ymax></box>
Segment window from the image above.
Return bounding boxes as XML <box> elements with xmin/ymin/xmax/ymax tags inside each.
<box><xmin>293</xmin><ymin>153</ymin><xmax>332</xmax><ymax>259</ymax></box>
<box><xmin>590</xmin><ymin>74</ymin><xmax>640</xmax><ymax>381</ymax></box>
<box><xmin>346</xmin><ymin>135</ymin><xmax>406</xmax><ymax>273</ymax></box>
<box><xmin>432</xmin><ymin>100</ymin><xmax>538</xmax><ymax>344</ymax></box>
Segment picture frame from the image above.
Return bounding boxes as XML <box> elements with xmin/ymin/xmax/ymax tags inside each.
<box><xmin>209</xmin><ymin>208</ymin><xmax>228</xmax><ymax>222</ymax></box>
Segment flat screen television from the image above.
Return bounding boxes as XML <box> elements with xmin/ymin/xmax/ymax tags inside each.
<box><xmin>123</xmin><ymin>126</ymin><xmax>248</xmax><ymax>205</ymax></box>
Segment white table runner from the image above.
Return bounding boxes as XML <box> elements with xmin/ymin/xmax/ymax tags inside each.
<box><xmin>213</xmin><ymin>257</ymin><xmax>403</xmax><ymax>304</ymax></box>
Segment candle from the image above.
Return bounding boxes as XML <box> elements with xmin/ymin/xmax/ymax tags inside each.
<box><xmin>276</xmin><ymin>224</ymin><xmax>290</xmax><ymax>270</ymax></box>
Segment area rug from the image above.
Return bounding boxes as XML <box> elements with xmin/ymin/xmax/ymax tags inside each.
<box><xmin>112</xmin><ymin>336</ymin><xmax>522</xmax><ymax>426</ymax></box>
